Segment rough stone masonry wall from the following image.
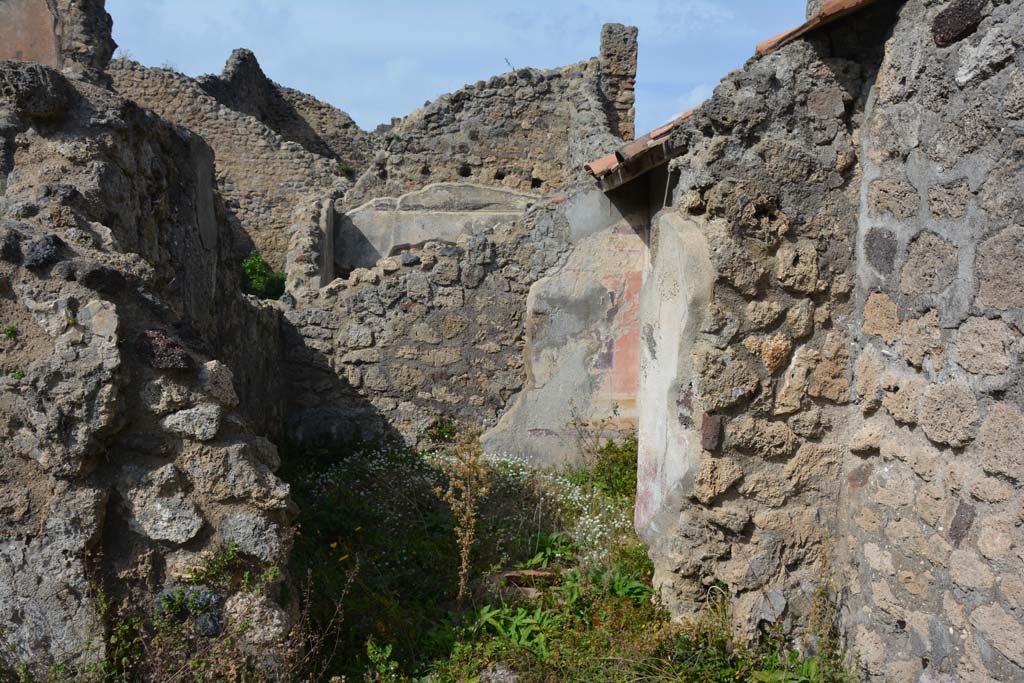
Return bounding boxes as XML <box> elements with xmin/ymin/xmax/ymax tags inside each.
<box><xmin>636</xmin><ymin>0</ymin><xmax>897</xmax><ymax>648</ymax></box>
<box><xmin>598</xmin><ymin>23</ymin><xmax>638</xmax><ymax>141</ymax></box>
<box><xmin>346</xmin><ymin>24</ymin><xmax>637</xmax><ymax>206</ymax></box>
<box><xmin>278</xmin><ymin>25</ymin><xmax>636</xmax><ymax>457</ymax></box>
<box><xmin>283</xmin><ymin>195</ymin><xmax>576</xmax><ymax>446</ymax></box>
<box><xmin>843</xmin><ymin>1</ymin><xmax>1024</xmax><ymax>680</ymax></box>
<box><xmin>197</xmin><ymin>48</ymin><xmax>376</xmax><ymax>174</ymax></box>
<box><xmin>1</xmin><ymin>60</ymin><xmax>291</xmax><ymax>671</ymax></box>
<box><xmin>637</xmin><ymin>1</ymin><xmax>1024</xmax><ymax>680</ymax></box>
<box><xmin>108</xmin><ymin>59</ymin><xmax>347</xmax><ymax>269</ymax></box>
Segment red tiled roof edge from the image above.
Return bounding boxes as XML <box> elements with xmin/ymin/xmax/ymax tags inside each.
<box><xmin>585</xmin><ymin>0</ymin><xmax>880</xmax><ymax>181</ymax></box>
<box><xmin>756</xmin><ymin>0</ymin><xmax>880</xmax><ymax>57</ymax></box>
<box><xmin>583</xmin><ymin>108</ymin><xmax>695</xmax><ymax>177</ymax></box>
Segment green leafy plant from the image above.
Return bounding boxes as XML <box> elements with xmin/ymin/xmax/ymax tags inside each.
<box><xmin>364</xmin><ymin>640</ymin><xmax>406</xmax><ymax>683</ymax></box>
<box><xmin>425</xmin><ymin>415</ymin><xmax>458</xmax><ymax>443</ymax></box>
<box><xmin>336</xmin><ymin>161</ymin><xmax>356</xmax><ymax>179</ymax></box>
<box><xmin>273</xmin><ymin>431</ymin><xmax>861</xmax><ymax>683</ymax></box>
<box><xmin>10</xmin><ymin>368</ymin><xmax>25</xmax><ymax>381</ymax></box>
<box><xmin>520</xmin><ymin>532</ymin><xmax>575</xmax><ymax>570</ymax></box>
<box><xmin>242</xmin><ymin>250</ymin><xmax>286</xmax><ymax>300</ymax></box>
<box><xmin>185</xmin><ymin>542</ymin><xmax>243</xmax><ymax>589</ymax></box>
<box><xmin>474</xmin><ymin>604</ymin><xmax>560</xmax><ymax>661</ymax></box>
<box><xmin>3</xmin><ymin>325</ymin><xmax>17</xmax><ymax>341</ymax></box>
<box><xmin>568</xmin><ymin>432</ymin><xmax>638</xmax><ymax>500</ymax></box>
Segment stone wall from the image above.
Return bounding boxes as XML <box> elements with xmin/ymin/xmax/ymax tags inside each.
<box><xmin>197</xmin><ymin>49</ymin><xmax>375</xmax><ymax>174</ymax></box>
<box><xmin>629</xmin><ymin>0</ymin><xmax>1024</xmax><ymax>680</ymax></box>
<box><xmin>346</xmin><ymin>24</ymin><xmax>636</xmax><ymax>206</ymax></box>
<box><xmin>283</xmin><ymin>208</ymin><xmax>551</xmax><ymax>445</ymax></box>
<box><xmin>1</xmin><ymin>60</ymin><xmax>290</xmax><ymax>671</ymax></box>
<box><xmin>483</xmin><ymin>187</ymin><xmax>647</xmax><ymax>464</ymax></box>
<box><xmin>336</xmin><ymin>183</ymin><xmax>536</xmax><ymax>273</ymax></box>
<box><xmin>108</xmin><ymin>59</ymin><xmax>347</xmax><ymax>269</ymax></box>
<box><xmin>635</xmin><ymin>1</ymin><xmax>891</xmax><ymax>634</ymax></box>
<box><xmin>843</xmin><ymin>1</ymin><xmax>1024</xmax><ymax>679</ymax></box>
<box><xmin>273</xmin><ymin>23</ymin><xmax>638</xmax><ymax>460</ymax></box>
<box><xmin>599</xmin><ymin>23</ymin><xmax>638</xmax><ymax>141</ymax></box>
<box><xmin>0</xmin><ymin>0</ymin><xmax>114</xmax><ymax>75</ymax></box>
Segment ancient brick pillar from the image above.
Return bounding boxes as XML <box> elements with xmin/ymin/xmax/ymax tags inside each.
<box><xmin>807</xmin><ymin>0</ymin><xmax>827</xmax><ymax>18</ymax></box>
<box><xmin>599</xmin><ymin>23</ymin><xmax>638</xmax><ymax>141</ymax></box>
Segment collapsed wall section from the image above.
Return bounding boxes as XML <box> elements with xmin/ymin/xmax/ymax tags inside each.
<box><xmin>346</xmin><ymin>24</ymin><xmax>636</xmax><ymax>205</ymax></box>
<box><xmin>284</xmin><ymin>221</ymin><xmax>539</xmax><ymax>445</ymax></box>
<box><xmin>278</xmin><ymin>24</ymin><xmax>640</xmax><ymax>460</ymax></box>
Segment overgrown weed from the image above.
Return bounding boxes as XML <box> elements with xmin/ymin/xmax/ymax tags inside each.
<box><xmin>8</xmin><ymin>429</ymin><xmax>861</xmax><ymax>683</ymax></box>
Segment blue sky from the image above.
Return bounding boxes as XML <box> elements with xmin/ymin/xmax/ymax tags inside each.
<box><xmin>106</xmin><ymin>0</ymin><xmax>807</xmax><ymax>136</ymax></box>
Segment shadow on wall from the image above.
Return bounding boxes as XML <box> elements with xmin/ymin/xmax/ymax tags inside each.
<box><xmin>197</xmin><ymin>49</ymin><xmax>348</xmax><ymax>164</ymax></box>
<box><xmin>334</xmin><ymin>214</ymin><xmax>382</xmax><ymax>277</ymax></box>
<box><xmin>279</xmin><ymin>314</ymin><xmax>404</xmax><ymax>447</ymax></box>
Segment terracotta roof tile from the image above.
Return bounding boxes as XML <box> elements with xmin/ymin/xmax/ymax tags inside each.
<box><xmin>756</xmin><ymin>0</ymin><xmax>879</xmax><ymax>56</ymax></box>
<box><xmin>583</xmin><ymin>153</ymin><xmax>619</xmax><ymax>177</ymax></box>
<box><xmin>585</xmin><ymin>0</ymin><xmax>881</xmax><ymax>185</ymax></box>
<box><xmin>584</xmin><ymin>108</ymin><xmax>695</xmax><ymax>181</ymax></box>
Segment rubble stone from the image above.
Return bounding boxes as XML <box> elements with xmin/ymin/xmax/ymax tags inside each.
<box><xmin>899</xmin><ymin>232</ymin><xmax>958</xmax><ymax>297</ymax></box>
<box><xmin>918</xmin><ymin>382</ymin><xmax>979</xmax><ymax>448</ymax></box>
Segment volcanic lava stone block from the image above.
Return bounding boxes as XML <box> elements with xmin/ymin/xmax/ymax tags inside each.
<box><xmin>23</xmin><ymin>234</ymin><xmax>65</xmax><ymax>269</ymax></box>
<box><xmin>932</xmin><ymin>0</ymin><xmax>986</xmax><ymax>47</ymax></box>
<box><xmin>0</xmin><ymin>224</ymin><xmax>24</xmax><ymax>263</ymax></box>
<box><xmin>136</xmin><ymin>329</ymin><xmax>195</xmax><ymax>371</ymax></box>
<box><xmin>0</xmin><ymin>61</ymin><xmax>72</xmax><ymax>121</ymax></box>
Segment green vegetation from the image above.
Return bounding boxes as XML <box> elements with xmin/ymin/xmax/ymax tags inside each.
<box><xmin>3</xmin><ymin>326</ymin><xmax>17</xmax><ymax>341</ymax></box>
<box><xmin>284</xmin><ymin>430</ymin><xmax>861</xmax><ymax>682</ymax></box>
<box><xmin>425</xmin><ymin>416</ymin><xmax>459</xmax><ymax>444</ymax></box>
<box><xmin>241</xmin><ymin>250</ymin><xmax>286</xmax><ymax>300</ymax></box>
<box><xmin>567</xmin><ymin>432</ymin><xmax>637</xmax><ymax>500</ymax></box>
<box><xmin>336</xmin><ymin>161</ymin><xmax>356</xmax><ymax>180</ymax></box>
<box><xmin>9</xmin><ymin>368</ymin><xmax>25</xmax><ymax>380</ymax></box>
<box><xmin>10</xmin><ymin>429</ymin><xmax>860</xmax><ymax>682</ymax></box>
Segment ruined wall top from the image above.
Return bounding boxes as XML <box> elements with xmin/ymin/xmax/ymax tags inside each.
<box><xmin>346</xmin><ymin>23</ymin><xmax>638</xmax><ymax>206</ymax></box>
<box><xmin>197</xmin><ymin>48</ymin><xmax>376</xmax><ymax>174</ymax></box>
<box><xmin>807</xmin><ymin>0</ymin><xmax>827</xmax><ymax>18</ymax></box>
<box><xmin>599</xmin><ymin>23</ymin><xmax>638</xmax><ymax>141</ymax></box>
<box><xmin>0</xmin><ymin>0</ymin><xmax>115</xmax><ymax>74</ymax></box>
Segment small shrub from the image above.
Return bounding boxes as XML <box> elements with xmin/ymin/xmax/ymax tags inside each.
<box><xmin>185</xmin><ymin>542</ymin><xmax>246</xmax><ymax>589</ymax></box>
<box><xmin>3</xmin><ymin>326</ymin><xmax>17</xmax><ymax>341</ymax></box>
<box><xmin>433</xmin><ymin>429</ymin><xmax>492</xmax><ymax>602</ymax></box>
<box><xmin>242</xmin><ymin>250</ymin><xmax>286</xmax><ymax>300</ymax></box>
<box><xmin>569</xmin><ymin>432</ymin><xmax>638</xmax><ymax>500</ymax></box>
<box><xmin>336</xmin><ymin>161</ymin><xmax>356</xmax><ymax>180</ymax></box>
<box><xmin>519</xmin><ymin>532</ymin><xmax>575</xmax><ymax>570</ymax></box>
<box><xmin>364</xmin><ymin>640</ymin><xmax>405</xmax><ymax>683</ymax></box>
<box><xmin>425</xmin><ymin>416</ymin><xmax>458</xmax><ymax>444</ymax></box>
<box><xmin>10</xmin><ymin>368</ymin><xmax>25</xmax><ymax>381</ymax></box>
